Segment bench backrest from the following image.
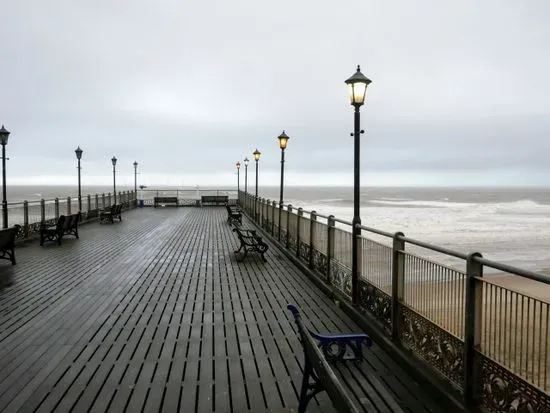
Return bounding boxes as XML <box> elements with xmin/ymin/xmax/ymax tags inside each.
<box><xmin>0</xmin><ymin>225</ymin><xmax>19</xmax><ymax>249</ymax></box>
<box><xmin>56</xmin><ymin>215</ymin><xmax>67</xmax><ymax>231</ymax></box>
<box><xmin>287</xmin><ymin>304</ymin><xmax>361</xmax><ymax>413</ymax></box>
<box><xmin>68</xmin><ymin>213</ymin><xmax>79</xmax><ymax>228</ymax></box>
<box><xmin>155</xmin><ymin>197</ymin><xmax>177</xmax><ymax>202</ymax></box>
<box><xmin>202</xmin><ymin>195</ymin><xmax>228</xmax><ymax>201</ymax></box>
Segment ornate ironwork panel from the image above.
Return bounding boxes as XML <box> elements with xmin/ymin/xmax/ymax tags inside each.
<box><xmin>299</xmin><ymin>240</ymin><xmax>310</xmax><ymax>263</ymax></box>
<box><xmin>312</xmin><ymin>248</ymin><xmax>328</xmax><ymax>279</ymax></box>
<box><xmin>400</xmin><ymin>306</ymin><xmax>464</xmax><ymax>388</ymax></box>
<box><xmin>288</xmin><ymin>235</ymin><xmax>297</xmax><ymax>252</ymax></box>
<box><xmin>357</xmin><ymin>279</ymin><xmax>392</xmax><ymax>332</ymax></box>
<box><xmin>280</xmin><ymin>228</ymin><xmax>287</xmax><ymax>243</ymax></box>
<box><xmin>330</xmin><ymin>261</ymin><xmax>352</xmax><ymax>297</ymax></box>
<box><xmin>479</xmin><ymin>354</ymin><xmax>550</xmax><ymax>413</ymax></box>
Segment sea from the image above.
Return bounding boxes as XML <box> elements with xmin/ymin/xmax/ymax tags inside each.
<box><xmin>6</xmin><ymin>185</ymin><xmax>550</xmax><ymax>273</ymax></box>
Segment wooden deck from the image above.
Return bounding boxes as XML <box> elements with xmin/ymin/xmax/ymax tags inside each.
<box><xmin>0</xmin><ymin>207</ymin><xmax>447</xmax><ymax>412</ymax></box>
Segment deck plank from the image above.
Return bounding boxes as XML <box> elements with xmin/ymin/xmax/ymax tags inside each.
<box><xmin>0</xmin><ymin>206</ymin><xmax>448</xmax><ymax>413</ymax></box>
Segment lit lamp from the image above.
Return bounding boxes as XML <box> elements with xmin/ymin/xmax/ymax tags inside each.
<box><xmin>253</xmin><ymin>149</ymin><xmax>261</xmax><ymax>220</ymax></box>
<box><xmin>0</xmin><ymin>125</ymin><xmax>10</xmax><ymax>228</ymax></box>
<box><xmin>111</xmin><ymin>156</ymin><xmax>117</xmax><ymax>204</ymax></box>
<box><xmin>277</xmin><ymin>131</ymin><xmax>290</xmax><ymax>240</ymax></box>
<box><xmin>345</xmin><ymin>65</ymin><xmax>372</xmax><ymax>304</ymax></box>
<box><xmin>75</xmin><ymin>146</ymin><xmax>83</xmax><ymax>213</ymax></box>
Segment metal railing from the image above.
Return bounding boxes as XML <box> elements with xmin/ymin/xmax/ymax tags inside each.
<box><xmin>6</xmin><ymin>190</ymin><xmax>136</xmax><ymax>240</ymax></box>
<box><xmin>240</xmin><ymin>190</ymin><xmax>550</xmax><ymax>413</ymax></box>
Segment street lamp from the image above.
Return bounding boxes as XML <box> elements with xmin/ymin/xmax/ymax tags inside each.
<box><xmin>277</xmin><ymin>131</ymin><xmax>289</xmax><ymax>240</ymax></box>
<box><xmin>244</xmin><ymin>157</ymin><xmax>249</xmax><ymax>211</ymax></box>
<box><xmin>111</xmin><ymin>156</ymin><xmax>117</xmax><ymax>204</ymax></box>
<box><xmin>75</xmin><ymin>146</ymin><xmax>83</xmax><ymax>212</ymax></box>
<box><xmin>345</xmin><ymin>64</ymin><xmax>372</xmax><ymax>304</ymax></box>
<box><xmin>133</xmin><ymin>161</ymin><xmax>138</xmax><ymax>206</ymax></box>
<box><xmin>0</xmin><ymin>125</ymin><xmax>10</xmax><ymax>228</ymax></box>
<box><xmin>253</xmin><ymin>149</ymin><xmax>261</xmax><ymax>220</ymax></box>
<box><xmin>236</xmin><ymin>162</ymin><xmax>241</xmax><ymax>205</ymax></box>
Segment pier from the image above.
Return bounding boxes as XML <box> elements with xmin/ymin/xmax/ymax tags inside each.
<box><xmin>1</xmin><ymin>191</ymin><xmax>550</xmax><ymax>412</ymax></box>
<box><xmin>0</xmin><ymin>206</ymin><xmax>447</xmax><ymax>412</ymax></box>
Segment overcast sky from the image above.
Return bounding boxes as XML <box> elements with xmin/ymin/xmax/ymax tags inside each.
<box><xmin>1</xmin><ymin>0</ymin><xmax>549</xmax><ymax>187</ymax></box>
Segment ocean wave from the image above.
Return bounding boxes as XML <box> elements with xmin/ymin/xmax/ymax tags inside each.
<box><xmin>316</xmin><ymin>198</ymin><xmax>348</xmax><ymax>203</ymax></box>
<box><xmin>369</xmin><ymin>199</ymin><xmax>474</xmax><ymax>208</ymax></box>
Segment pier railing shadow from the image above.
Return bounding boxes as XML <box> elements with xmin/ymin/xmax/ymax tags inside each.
<box><xmin>241</xmin><ymin>190</ymin><xmax>550</xmax><ymax>413</ymax></box>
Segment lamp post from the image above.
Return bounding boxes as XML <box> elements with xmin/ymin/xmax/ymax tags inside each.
<box><xmin>75</xmin><ymin>146</ymin><xmax>83</xmax><ymax>212</ymax></box>
<box><xmin>0</xmin><ymin>125</ymin><xmax>10</xmax><ymax>228</ymax></box>
<box><xmin>345</xmin><ymin>65</ymin><xmax>372</xmax><ymax>304</ymax></box>
<box><xmin>277</xmin><ymin>131</ymin><xmax>289</xmax><ymax>239</ymax></box>
<box><xmin>253</xmin><ymin>149</ymin><xmax>261</xmax><ymax>220</ymax></box>
<box><xmin>236</xmin><ymin>162</ymin><xmax>241</xmax><ymax>205</ymax></box>
<box><xmin>111</xmin><ymin>156</ymin><xmax>117</xmax><ymax>204</ymax></box>
<box><xmin>244</xmin><ymin>157</ymin><xmax>249</xmax><ymax>211</ymax></box>
<box><xmin>133</xmin><ymin>161</ymin><xmax>138</xmax><ymax>206</ymax></box>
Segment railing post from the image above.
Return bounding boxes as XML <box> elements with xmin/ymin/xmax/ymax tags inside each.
<box><xmin>264</xmin><ymin>199</ymin><xmax>268</xmax><ymax>229</ymax></box>
<box><xmin>55</xmin><ymin>198</ymin><xmax>59</xmax><ymax>219</ymax></box>
<box><xmin>67</xmin><ymin>196</ymin><xmax>71</xmax><ymax>215</ymax></box>
<box><xmin>272</xmin><ymin>200</ymin><xmax>276</xmax><ymax>237</ymax></box>
<box><xmin>260</xmin><ymin>197</ymin><xmax>264</xmax><ymax>226</ymax></box>
<box><xmin>23</xmin><ymin>200</ymin><xmax>29</xmax><ymax>239</ymax></box>
<box><xmin>286</xmin><ymin>205</ymin><xmax>292</xmax><ymax>249</ymax></box>
<box><xmin>95</xmin><ymin>194</ymin><xmax>99</xmax><ymax>210</ymax></box>
<box><xmin>391</xmin><ymin>232</ymin><xmax>405</xmax><ymax>342</ymax></box>
<box><xmin>309</xmin><ymin>211</ymin><xmax>316</xmax><ymax>269</ymax></box>
<box><xmin>40</xmin><ymin>199</ymin><xmax>45</xmax><ymax>224</ymax></box>
<box><xmin>87</xmin><ymin>194</ymin><xmax>91</xmax><ymax>214</ymax></box>
<box><xmin>327</xmin><ymin>215</ymin><xmax>335</xmax><ymax>284</ymax></box>
<box><xmin>464</xmin><ymin>252</ymin><xmax>483</xmax><ymax>409</ymax></box>
<box><xmin>296</xmin><ymin>208</ymin><xmax>303</xmax><ymax>257</ymax></box>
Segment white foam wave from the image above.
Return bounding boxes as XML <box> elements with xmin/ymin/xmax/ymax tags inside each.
<box><xmin>370</xmin><ymin>199</ymin><xmax>474</xmax><ymax>208</ymax></box>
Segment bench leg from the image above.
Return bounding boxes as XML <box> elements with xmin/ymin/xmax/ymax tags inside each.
<box><xmin>299</xmin><ymin>357</ymin><xmax>323</xmax><ymax>413</ymax></box>
<box><xmin>10</xmin><ymin>247</ymin><xmax>16</xmax><ymax>265</ymax></box>
<box><xmin>236</xmin><ymin>248</ymin><xmax>247</xmax><ymax>262</ymax></box>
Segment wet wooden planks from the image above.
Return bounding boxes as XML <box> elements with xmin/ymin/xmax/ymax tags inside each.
<box><xmin>0</xmin><ymin>207</ymin><xmax>445</xmax><ymax>412</ymax></box>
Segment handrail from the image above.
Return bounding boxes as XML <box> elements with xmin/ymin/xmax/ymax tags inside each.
<box><xmin>474</xmin><ymin>256</ymin><xmax>550</xmax><ymax>284</ymax></box>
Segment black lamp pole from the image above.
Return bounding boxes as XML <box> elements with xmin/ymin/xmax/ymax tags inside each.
<box><xmin>236</xmin><ymin>162</ymin><xmax>241</xmax><ymax>205</ymax></box>
<box><xmin>345</xmin><ymin>65</ymin><xmax>372</xmax><ymax>304</ymax></box>
<box><xmin>133</xmin><ymin>161</ymin><xmax>138</xmax><ymax>206</ymax></box>
<box><xmin>244</xmin><ymin>157</ymin><xmax>249</xmax><ymax>211</ymax></box>
<box><xmin>253</xmin><ymin>149</ymin><xmax>261</xmax><ymax>220</ymax></box>
<box><xmin>75</xmin><ymin>146</ymin><xmax>83</xmax><ymax>212</ymax></box>
<box><xmin>0</xmin><ymin>125</ymin><xmax>10</xmax><ymax>228</ymax></box>
<box><xmin>111</xmin><ymin>156</ymin><xmax>117</xmax><ymax>204</ymax></box>
<box><xmin>277</xmin><ymin>131</ymin><xmax>290</xmax><ymax>240</ymax></box>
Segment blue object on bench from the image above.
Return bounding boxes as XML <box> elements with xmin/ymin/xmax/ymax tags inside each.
<box><xmin>287</xmin><ymin>304</ymin><xmax>371</xmax><ymax>361</ymax></box>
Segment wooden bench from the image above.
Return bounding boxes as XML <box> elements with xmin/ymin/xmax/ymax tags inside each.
<box><xmin>99</xmin><ymin>203</ymin><xmax>123</xmax><ymax>224</ymax></box>
<box><xmin>225</xmin><ymin>203</ymin><xmax>242</xmax><ymax>225</ymax></box>
<box><xmin>232</xmin><ymin>224</ymin><xmax>268</xmax><ymax>262</ymax></box>
<box><xmin>154</xmin><ymin>196</ymin><xmax>179</xmax><ymax>207</ymax></box>
<box><xmin>287</xmin><ymin>304</ymin><xmax>406</xmax><ymax>413</ymax></box>
<box><xmin>40</xmin><ymin>213</ymin><xmax>80</xmax><ymax>246</ymax></box>
<box><xmin>201</xmin><ymin>195</ymin><xmax>229</xmax><ymax>205</ymax></box>
<box><xmin>0</xmin><ymin>225</ymin><xmax>21</xmax><ymax>265</ymax></box>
